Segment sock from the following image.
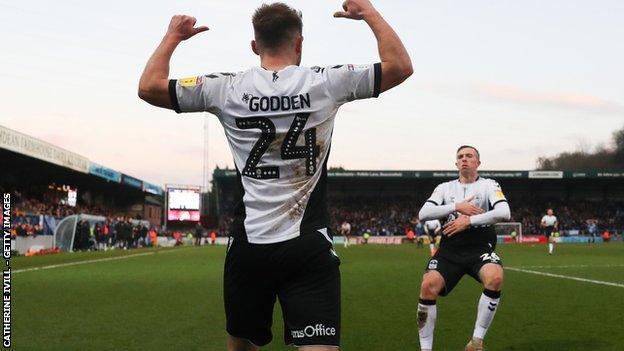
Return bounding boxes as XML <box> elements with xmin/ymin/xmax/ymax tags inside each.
<box><xmin>473</xmin><ymin>289</ymin><xmax>501</xmax><ymax>339</ymax></box>
<box><xmin>429</xmin><ymin>243</ymin><xmax>435</xmax><ymax>255</ymax></box>
<box><xmin>548</xmin><ymin>243</ymin><xmax>554</xmax><ymax>253</ymax></box>
<box><xmin>418</xmin><ymin>298</ymin><xmax>437</xmax><ymax>350</ymax></box>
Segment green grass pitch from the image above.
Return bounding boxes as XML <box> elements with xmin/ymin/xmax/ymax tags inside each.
<box><xmin>13</xmin><ymin>242</ymin><xmax>624</xmax><ymax>350</ymax></box>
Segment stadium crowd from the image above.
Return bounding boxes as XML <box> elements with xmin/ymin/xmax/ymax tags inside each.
<box><xmin>213</xmin><ymin>195</ymin><xmax>624</xmax><ymax>239</ymax></box>
<box><xmin>7</xmin><ymin>188</ymin><xmax>221</xmax><ymax>251</ymax></box>
<box><xmin>327</xmin><ymin>196</ymin><xmax>624</xmax><ymax>237</ymax></box>
<box><xmin>8</xmin><ymin>187</ymin><xmax>623</xmax><ymax>241</ymax></box>
<box><xmin>71</xmin><ymin>218</ymin><xmax>156</xmax><ymax>251</ymax></box>
<box><xmin>11</xmin><ymin>189</ymin><xmax>108</xmax><ymax>218</ymax></box>
<box><xmin>329</xmin><ymin>196</ymin><xmax>418</xmax><ymax>237</ymax></box>
<box><xmin>6</xmin><ymin>189</ymin><xmax>154</xmax><ymax>241</ymax></box>
<box><xmin>510</xmin><ymin>198</ymin><xmax>624</xmax><ymax>235</ymax></box>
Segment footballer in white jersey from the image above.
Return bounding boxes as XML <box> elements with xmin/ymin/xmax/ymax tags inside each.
<box><xmin>424</xmin><ymin>219</ymin><xmax>442</xmax><ymax>256</ymax></box>
<box><xmin>138</xmin><ymin>2</ymin><xmax>412</xmax><ymax>350</ymax></box>
<box><xmin>416</xmin><ymin>146</ymin><xmax>511</xmax><ymax>351</ymax></box>
<box><xmin>424</xmin><ymin>220</ymin><xmax>441</xmax><ymax>234</ymax></box>
<box><xmin>425</xmin><ymin>176</ymin><xmax>508</xmax><ymax>249</ymax></box>
<box><xmin>170</xmin><ymin>63</ymin><xmax>381</xmax><ymax>244</ymax></box>
<box><xmin>541</xmin><ymin>208</ymin><xmax>558</xmax><ymax>254</ymax></box>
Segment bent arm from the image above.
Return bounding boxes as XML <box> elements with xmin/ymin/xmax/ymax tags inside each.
<box><xmin>469</xmin><ymin>202</ymin><xmax>511</xmax><ymax>226</ymax></box>
<box><xmin>138</xmin><ymin>15</ymin><xmax>208</xmax><ymax>109</ymax></box>
<box><xmin>363</xmin><ymin>10</ymin><xmax>413</xmax><ymax>92</ymax></box>
<box><xmin>419</xmin><ymin>202</ymin><xmax>456</xmax><ymax>221</ymax></box>
<box><xmin>138</xmin><ymin>35</ymin><xmax>181</xmax><ymax>109</ymax></box>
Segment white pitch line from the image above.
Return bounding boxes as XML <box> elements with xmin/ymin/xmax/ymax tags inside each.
<box><xmin>13</xmin><ymin>249</ymin><xmax>182</xmax><ymax>274</ymax></box>
<box><xmin>506</xmin><ymin>267</ymin><xmax>624</xmax><ymax>288</ymax></box>
<box><xmin>517</xmin><ymin>264</ymin><xmax>624</xmax><ymax>269</ymax></box>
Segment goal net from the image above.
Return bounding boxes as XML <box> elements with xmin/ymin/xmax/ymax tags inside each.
<box><xmin>495</xmin><ymin>222</ymin><xmax>522</xmax><ymax>243</ymax></box>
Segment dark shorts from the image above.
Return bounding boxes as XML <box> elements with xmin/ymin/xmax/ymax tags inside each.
<box><xmin>544</xmin><ymin>226</ymin><xmax>554</xmax><ymax>237</ymax></box>
<box><xmin>224</xmin><ymin>231</ymin><xmax>341</xmax><ymax>347</ymax></box>
<box><xmin>424</xmin><ymin>245</ymin><xmax>502</xmax><ymax>296</ymax></box>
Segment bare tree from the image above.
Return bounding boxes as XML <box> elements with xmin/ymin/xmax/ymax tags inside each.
<box><xmin>536</xmin><ymin>125</ymin><xmax>624</xmax><ymax>170</ymax></box>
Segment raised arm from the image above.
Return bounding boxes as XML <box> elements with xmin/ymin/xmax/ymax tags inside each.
<box><xmin>138</xmin><ymin>15</ymin><xmax>208</xmax><ymax>109</ymax></box>
<box><xmin>334</xmin><ymin>0</ymin><xmax>413</xmax><ymax>93</ymax></box>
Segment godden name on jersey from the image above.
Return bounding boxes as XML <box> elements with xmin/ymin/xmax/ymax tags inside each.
<box><xmin>170</xmin><ymin>63</ymin><xmax>381</xmax><ymax>244</ymax></box>
<box><xmin>247</xmin><ymin>93</ymin><xmax>311</xmax><ymax>112</ymax></box>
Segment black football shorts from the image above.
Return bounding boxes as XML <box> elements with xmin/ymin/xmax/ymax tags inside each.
<box><xmin>224</xmin><ymin>231</ymin><xmax>341</xmax><ymax>347</ymax></box>
<box><xmin>424</xmin><ymin>244</ymin><xmax>503</xmax><ymax>296</ymax></box>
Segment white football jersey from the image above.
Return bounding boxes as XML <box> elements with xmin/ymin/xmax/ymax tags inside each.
<box><xmin>424</xmin><ymin>220</ymin><xmax>441</xmax><ymax>232</ymax></box>
<box><xmin>427</xmin><ymin>177</ymin><xmax>507</xmax><ymax>216</ymax></box>
<box><xmin>426</xmin><ymin>177</ymin><xmax>508</xmax><ymax>247</ymax></box>
<box><xmin>541</xmin><ymin>215</ymin><xmax>557</xmax><ymax>226</ymax></box>
<box><xmin>170</xmin><ymin>64</ymin><xmax>381</xmax><ymax>244</ymax></box>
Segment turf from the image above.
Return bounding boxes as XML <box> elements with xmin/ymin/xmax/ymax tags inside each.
<box><xmin>13</xmin><ymin>242</ymin><xmax>624</xmax><ymax>350</ymax></box>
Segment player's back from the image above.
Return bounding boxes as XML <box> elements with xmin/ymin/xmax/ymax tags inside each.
<box><xmin>170</xmin><ymin>63</ymin><xmax>380</xmax><ymax>243</ymax></box>
<box><xmin>223</xmin><ymin>66</ymin><xmax>337</xmax><ymax>244</ymax></box>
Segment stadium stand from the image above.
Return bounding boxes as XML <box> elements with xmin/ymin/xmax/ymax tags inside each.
<box><xmin>1</xmin><ymin>125</ymin><xmax>165</xmax><ymax>253</ymax></box>
<box><xmin>4</xmin><ymin>123</ymin><xmax>623</xmax><ymax>253</ymax></box>
<box><xmin>213</xmin><ymin>169</ymin><xmax>624</xmax><ymax>239</ymax></box>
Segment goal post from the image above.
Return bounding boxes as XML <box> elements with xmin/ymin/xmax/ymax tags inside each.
<box><xmin>495</xmin><ymin>222</ymin><xmax>522</xmax><ymax>243</ymax></box>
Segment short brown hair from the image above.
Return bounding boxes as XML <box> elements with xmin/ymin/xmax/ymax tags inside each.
<box><xmin>456</xmin><ymin>145</ymin><xmax>480</xmax><ymax>160</ymax></box>
<box><xmin>252</xmin><ymin>3</ymin><xmax>303</xmax><ymax>52</ymax></box>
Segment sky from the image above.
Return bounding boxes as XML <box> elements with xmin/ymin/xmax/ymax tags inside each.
<box><xmin>1</xmin><ymin>0</ymin><xmax>623</xmax><ymax>188</ymax></box>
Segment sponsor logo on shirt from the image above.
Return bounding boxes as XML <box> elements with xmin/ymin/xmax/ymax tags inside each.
<box><xmin>179</xmin><ymin>76</ymin><xmax>202</xmax><ymax>87</ymax></box>
<box><xmin>290</xmin><ymin>324</ymin><xmax>336</xmax><ymax>339</ymax></box>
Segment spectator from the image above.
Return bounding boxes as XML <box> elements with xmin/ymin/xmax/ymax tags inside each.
<box><xmin>194</xmin><ymin>223</ymin><xmax>204</xmax><ymax>246</ymax></box>
<box><xmin>149</xmin><ymin>227</ymin><xmax>158</xmax><ymax>247</ymax></box>
<box><xmin>210</xmin><ymin>230</ymin><xmax>217</xmax><ymax>245</ymax></box>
